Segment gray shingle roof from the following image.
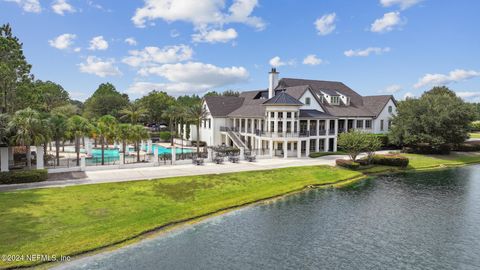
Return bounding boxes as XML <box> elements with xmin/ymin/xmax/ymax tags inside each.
<box><xmin>362</xmin><ymin>95</ymin><xmax>395</xmax><ymax>117</ymax></box>
<box><xmin>299</xmin><ymin>110</ymin><xmax>336</xmax><ymax>118</ymax></box>
<box><xmin>204</xmin><ymin>96</ymin><xmax>245</xmax><ymax>117</ymax></box>
<box><xmin>263</xmin><ymin>91</ymin><xmax>304</xmax><ymax>105</ymax></box>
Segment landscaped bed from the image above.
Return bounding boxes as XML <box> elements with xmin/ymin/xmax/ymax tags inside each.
<box><xmin>0</xmin><ymin>166</ymin><xmax>361</xmax><ymax>268</ymax></box>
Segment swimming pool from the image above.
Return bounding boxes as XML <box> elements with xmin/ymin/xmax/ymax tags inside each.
<box><xmin>143</xmin><ymin>144</ymin><xmax>193</xmax><ymax>155</ymax></box>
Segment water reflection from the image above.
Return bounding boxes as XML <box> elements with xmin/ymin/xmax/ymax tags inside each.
<box><xmin>56</xmin><ymin>166</ymin><xmax>480</xmax><ymax>270</ymax></box>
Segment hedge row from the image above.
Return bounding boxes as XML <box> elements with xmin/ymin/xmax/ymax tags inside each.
<box><xmin>371</xmin><ymin>154</ymin><xmax>409</xmax><ymax>167</ymax></box>
<box><xmin>0</xmin><ymin>169</ymin><xmax>48</xmax><ymax>185</ymax></box>
<box><xmin>309</xmin><ymin>151</ymin><xmax>346</xmax><ymax>158</ymax></box>
<box><xmin>453</xmin><ymin>143</ymin><xmax>480</xmax><ymax>152</ymax></box>
<box><xmin>335</xmin><ymin>159</ymin><xmax>360</xmax><ymax>170</ymax></box>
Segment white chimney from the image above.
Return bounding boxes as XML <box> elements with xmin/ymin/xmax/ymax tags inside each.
<box><xmin>268</xmin><ymin>68</ymin><xmax>279</xmax><ymax>99</ymax></box>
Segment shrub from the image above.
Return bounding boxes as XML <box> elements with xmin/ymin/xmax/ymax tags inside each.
<box><xmin>402</xmin><ymin>144</ymin><xmax>451</xmax><ymax>155</ymax></box>
<box><xmin>159</xmin><ymin>131</ymin><xmax>171</xmax><ymax>142</ymax></box>
<box><xmin>335</xmin><ymin>159</ymin><xmax>360</xmax><ymax>170</ymax></box>
<box><xmin>0</xmin><ymin>169</ymin><xmax>48</xmax><ymax>184</ymax></box>
<box><xmin>453</xmin><ymin>143</ymin><xmax>480</xmax><ymax>152</ymax></box>
<box><xmin>371</xmin><ymin>134</ymin><xmax>389</xmax><ymax>147</ymax></box>
<box><xmin>371</xmin><ymin>154</ymin><xmax>409</xmax><ymax>167</ymax></box>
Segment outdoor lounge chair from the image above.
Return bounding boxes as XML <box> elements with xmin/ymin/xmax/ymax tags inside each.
<box><xmin>192</xmin><ymin>157</ymin><xmax>204</xmax><ymax>165</ymax></box>
<box><xmin>229</xmin><ymin>156</ymin><xmax>239</xmax><ymax>163</ymax></box>
<box><xmin>214</xmin><ymin>156</ymin><xmax>224</xmax><ymax>164</ymax></box>
<box><xmin>246</xmin><ymin>155</ymin><xmax>256</xmax><ymax>162</ymax></box>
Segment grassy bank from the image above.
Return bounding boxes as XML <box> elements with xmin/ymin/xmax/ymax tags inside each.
<box><xmin>0</xmin><ymin>166</ymin><xmax>361</xmax><ymax>268</ymax></box>
<box><xmin>470</xmin><ymin>133</ymin><xmax>480</xmax><ymax>139</ymax></box>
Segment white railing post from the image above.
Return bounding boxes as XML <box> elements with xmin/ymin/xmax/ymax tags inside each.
<box><xmin>0</xmin><ymin>147</ymin><xmax>9</xmax><ymax>172</ymax></box>
<box><xmin>36</xmin><ymin>146</ymin><xmax>44</xmax><ymax>169</ymax></box>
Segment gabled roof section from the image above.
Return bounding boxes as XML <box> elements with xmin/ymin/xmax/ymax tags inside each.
<box><xmin>263</xmin><ymin>91</ymin><xmax>304</xmax><ymax>106</ymax></box>
<box><xmin>299</xmin><ymin>110</ymin><xmax>336</xmax><ymax>119</ymax></box>
<box><xmin>278</xmin><ymin>78</ymin><xmax>364</xmax><ymax>106</ymax></box>
<box><xmin>362</xmin><ymin>95</ymin><xmax>395</xmax><ymax>117</ymax></box>
<box><xmin>204</xmin><ymin>96</ymin><xmax>245</xmax><ymax>117</ymax></box>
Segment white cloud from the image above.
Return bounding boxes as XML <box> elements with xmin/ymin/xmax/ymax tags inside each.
<box><xmin>78</xmin><ymin>56</ymin><xmax>122</xmax><ymax>77</ymax></box>
<box><xmin>371</xmin><ymin>12</ymin><xmax>403</xmax><ymax>33</ymax></box>
<box><xmin>344</xmin><ymin>47</ymin><xmax>391</xmax><ymax>57</ymax></box>
<box><xmin>74</xmin><ymin>47</ymin><xmax>81</xmax><ymax>52</ymax></box>
<box><xmin>88</xmin><ymin>36</ymin><xmax>109</xmax><ymax>50</ymax></box>
<box><xmin>192</xmin><ymin>28</ymin><xmax>238</xmax><ymax>43</ymax></box>
<box><xmin>122</xmin><ymin>45</ymin><xmax>193</xmax><ymax>67</ymax></box>
<box><xmin>51</xmin><ymin>0</ymin><xmax>76</xmax><ymax>15</ymax></box>
<box><xmin>269</xmin><ymin>56</ymin><xmax>284</xmax><ymax>67</ymax></box>
<box><xmin>131</xmin><ymin>0</ymin><xmax>264</xmax><ymax>30</ymax></box>
<box><xmin>382</xmin><ymin>84</ymin><xmax>402</xmax><ymax>94</ymax></box>
<box><xmin>4</xmin><ymin>0</ymin><xmax>41</xmax><ymax>13</ymax></box>
<box><xmin>414</xmin><ymin>69</ymin><xmax>480</xmax><ymax>89</ymax></box>
<box><xmin>380</xmin><ymin>0</ymin><xmax>422</xmax><ymax>10</ymax></box>
<box><xmin>314</xmin><ymin>13</ymin><xmax>336</xmax><ymax>36</ymax></box>
<box><xmin>125</xmin><ymin>37</ymin><xmax>138</xmax><ymax>46</ymax></box>
<box><xmin>48</xmin><ymin>33</ymin><xmax>76</xmax><ymax>50</ymax></box>
<box><xmin>303</xmin><ymin>54</ymin><xmax>324</xmax><ymax>65</ymax></box>
<box><xmin>130</xmin><ymin>62</ymin><xmax>249</xmax><ymax>95</ymax></box>
<box><xmin>456</xmin><ymin>91</ymin><xmax>480</xmax><ymax>102</ymax></box>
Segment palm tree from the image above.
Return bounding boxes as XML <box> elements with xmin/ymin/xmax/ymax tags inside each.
<box><xmin>9</xmin><ymin>108</ymin><xmax>45</xmax><ymax>168</ymax></box>
<box><xmin>175</xmin><ymin>106</ymin><xmax>188</xmax><ymax>156</ymax></box>
<box><xmin>116</xmin><ymin>123</ymin><xmax>132</xmax><ymax>164</ymax></box>
<box><xmin>130</xmin><ymin>124</ymin><xmax>149</xmax><ymax>162</ymax></box>
<box><xmin>97</xmin><ymin>115</ymin><xmax>118</xmax><ymax>165</ymax></box>
<box><xmin>187</xmin><ymin>103</ymin><xmax>208</xmax><ymax>156</ymax></box>
<box><xmin>49</xmin><ymin>113</ymin><xmax>67</xmax><ymax>166</ymax></box>
<box><xmin>162</xmin><ymin>105</ymin><xmax>177</xmax><ymax>146</ymax></box>
<box><xmin>119</xmin><ymin>103</ymin><xmax>147</xmax><ymax>125</ymax></box>
<box><xmin>67</xmin><ymin>115</ymin><xmax>90</xmax><ymax>166</ymax></box>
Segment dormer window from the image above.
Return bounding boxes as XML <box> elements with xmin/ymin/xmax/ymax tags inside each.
<box><xmin>305</xmin><ymin>97</ymin><xmax>311</xmax><ymax>105</ymax></box>
<box><xmin>331</xmin><ymin>96</ymin><xmax>340</xmax><ymax>105</ymax></box>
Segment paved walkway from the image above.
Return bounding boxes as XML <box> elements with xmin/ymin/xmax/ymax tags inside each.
<box><xmin>0</xmin><ymin>155</ymin><xmax>347</xmax><ymax>192</ymax></box>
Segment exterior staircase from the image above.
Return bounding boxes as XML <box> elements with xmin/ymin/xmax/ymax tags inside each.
<box><xmin>227</xmin><ymin>130</ymin><xmax>248</xmax><ymax>150</ymax></box>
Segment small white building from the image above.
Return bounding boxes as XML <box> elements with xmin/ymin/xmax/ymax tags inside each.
<box><xmin>188</xmin><ymin>69</ymin><xmax>397</xmax><ymax>158</ymax></box>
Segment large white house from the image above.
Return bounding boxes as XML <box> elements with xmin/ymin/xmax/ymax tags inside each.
<box><xmin>187</xmin><ymin>69</ymin><xmax>397</xmax><ymax>158</ymax></box>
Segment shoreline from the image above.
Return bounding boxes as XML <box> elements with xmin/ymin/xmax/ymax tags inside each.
<box><xmin>6</xmin><ymin>160</ymin><xmax>480</xmax><ymax>269</ymax></box>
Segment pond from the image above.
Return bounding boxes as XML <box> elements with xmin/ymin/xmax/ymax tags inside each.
<box><xmin>55</xmin><ymin>165</ymin><xmax>480</xmax><ymax>270</ymax></box>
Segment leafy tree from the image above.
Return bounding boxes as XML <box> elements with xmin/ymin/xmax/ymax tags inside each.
<box><xmin>30</xmin><ymin>80</ymin><xmax>70</xmax><ymax>112</ymax></box>
<box><xmin>136</xmin><ymin>90</ymin><xmax>175</xmax><ymax>125</ymax></box>
<box><xmin>67</xmin><ymin>115</ymin><xmax>90</xmax><ymax>166</ymax></box>
<box><xmin>83</xmin><ymin>83</ymin><xmax>129</xmax><ymax>119</ymax></box>
<box><xmin>203</xmin><ymin>90</ymin><xmax>240</xmax><ymax>97</ymax></box>
<box><xmin>96</xmin><ymin>115</ymin><xmax>118</xmax><ymax>165</ymax></box>
<box><xmin>119</xmin><ymin>103</ymin><xmax>147</xmax><ymax>124</ymax></box>
<box><xmin>49</xmin><ymin>113</ymin><xmax>67</xmax><ymax>166</ymax></box>
<box><xmin>389</xmin><ymin>87</ymin><xmax>475</xmax><ymax>151</ymax></box>
<box><xmin>0</xmin><ymin>113</ymin><xmax>11</xmax><ymax>146</ymax></box>
<box><xmin>162</xmin><ymin>105</ymin><xmax>178</xmax><ymax>146</ymax></box>
<box><xmin>51</xmin><ymin>103</ymin><xmax>80</xmax><ymax>117</ymax></box>
<box><xmin>130</xmin><ymin>125</ymin><xmax>149</xmax><ymax>162</ymax></box>
<box><xmin>365</xmin><ymin>135</ymin><xmax>382</xmax><ymax>163</ymax></box>
<box><xmin>187</xmin><ymin>103</ymin><xmax>208</xmax><ymax>156</ymax></box>
<box><xmin>177</xmin><ymin>94</ymin><xmax>201</xmax><ymax>107</ymax></box>
<box><xmin>338</xmin><ymin>130</ymin><xmax>370</xmax><ymax>162</ymax></box>
<box><xmin>9</xmin><ymin>108</ymin><xmax>45</xmax><ymax>168</ymax></box>
<box><xmin>0</xmin><ymin>24</ymin><xmax>33</xmax><ymax>114</ymax></box>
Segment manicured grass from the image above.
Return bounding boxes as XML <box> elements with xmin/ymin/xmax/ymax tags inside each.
<box><xmin>404</xmin><ymin>152</ymin><xmax>480</xmax><ymax>169</ymax></box>
<box><xmin>470</xmin><ymin>133</ymin><xmax>480</xmax><ymax>139</ymax></box>
<box><xmin>0</xmin><ymin>166</ymin><xmax>361</xmax><ymax>268</ymax></box>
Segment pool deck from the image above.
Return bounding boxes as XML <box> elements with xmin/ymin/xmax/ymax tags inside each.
<box><xmin>0</xmin><ymin>154</ymin><xmax>354</xmax><ymax>192</ymax></box>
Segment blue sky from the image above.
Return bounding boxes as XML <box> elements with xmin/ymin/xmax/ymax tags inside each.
<box><xmin>1</xmin><ymin>0</ymin><xmax>480</xmax><ymax>102</ymax></box>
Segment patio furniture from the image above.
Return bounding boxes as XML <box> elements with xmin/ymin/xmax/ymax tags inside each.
<box><xmin>214</xmin><ymin>156</ymin><xmax>224</xmax><ymax>164</ymax></box>
<box><xmin>246</xmin><ymin>154</ymin><xmax>256</xmax><ymax>162</ymax></box>
<box><xmin>192</xmin><ymin>157</ymin><xmax>204</xmax><ymax>165</ymax></box>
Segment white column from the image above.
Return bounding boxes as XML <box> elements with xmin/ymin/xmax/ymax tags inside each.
<box><xmin>297</xmin><ymin>140</ymin><xmax>302</xmax><ymax>158</ymax></box>
<box><xmin>240</xmin><ymin>147</ymin><xmax>245</xmax><ymax>160</ymax></box>
<box><xmin>147</xmin><ymin>140</ymin><xmax>153</xmax><ymax>154</ymax></box>
<box><xmin>306</xmin><ymin>140</ymin><xmax>310</xmax><ymax>157</ymax></box>
<box><xmin>273</xmin><ymin>112</ymin><xmax>278</xmax><ymax>134</ymax></box>
<box><xmin>335</xmin><ymin>119</ymin><xmax>339</xmax><ymax>136</ymax></box>
<box><xmin>324</xmin><ymin>138</ymin><xmax>329</xmax><ymax>152</ymax></box>
<box><xmin>86</xmin><ymin>140</ymin><xmax>93</xmax><ymax>155</ymax></box>
<box><xmin>154</xmin><ymin>146</ymin><xmax>159</xmax><ymax>164</ymax></box>
<box><xmin>80</xmin><ymin>156</ymin><xmax>86</xmax><ymax>171</ymax></box>
<box><xmin>283</xmin><ymin>140</ymin><xmax>288</xmax><ymax>158</ymax></box>
<box><xmin>269</xmin><ymin>140</ymin><xmax>274</xmax><ymax>157</ymax></box>
<box><xmin>171</xmin><ymin>146</ymin><xmax>176</xmax><ymax>164</ymax></box>
<box><xmin>333</xmin><ymin>138</ymin><xmax>338</xmax><ymax>152</ymax></box>
<box><xmin>315</xmin><ymin>138</ymin><xmax>320</xmax><ymax>152</ymax></box>
<box><xmin>317</xmin><ymin>120</ymin><xmax>320</xmax><ymax>136</ymax></box>
<box><xmin>36</xmin><ymin>146</ymin><xmax>44</xmax><ymax>169</ymax></box>
<box><xmin>1</xmin><ymin>147</ymin><xmax>9</xmax><ymax>172</ymax></box>
<box><xmin>283</xmin><ymin>118</ymin><xmax>287</xmax><ymax>136</ymax></box>
<box><xmin>307</xmin><ymin>120</ymin><xmax>311</xmax><ymax>135</ymax></box>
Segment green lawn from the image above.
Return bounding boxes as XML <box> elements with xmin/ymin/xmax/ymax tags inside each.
<box><xmin>405</xmin><ymin>152</ymin><xmax>480</xmax><ymax>169</ymax></box>
<box><xmin>470</xmin><ymin>133</ymin><xmax>480</xmax><ymax>139</ymax></box>
<box><xmin>0</xmin><ymin>166</ymin><xmax>361</xmax><ymax>268</ymax></box>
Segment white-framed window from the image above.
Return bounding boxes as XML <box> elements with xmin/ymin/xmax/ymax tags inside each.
<box><xmin>356</xmin><ymin>120</ymin><xmax>363</xmax><ymax>129</ymax></box>
<box><xmin>388</xmin><ymin>106</ymin><xmax>393</xmax><ymax>113</ymax></box>
<box><xmin>305</xmin><ymin>97</ymin><xmax>311</xmax><ymax>105</ymax></box>
<box><xmin>331</xmin><ymin>96</ymin><xmax>340</xmax><ymax>105</ymax></box>
<box><xmin>365</xmin><ymin>120</ymin><xmax>372</xmax><ymax>129</ymax></box>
